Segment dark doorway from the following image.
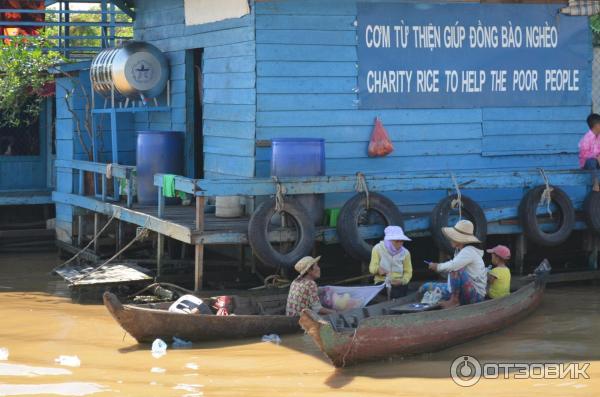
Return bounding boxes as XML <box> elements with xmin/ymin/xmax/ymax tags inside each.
<box><xmin>185</xmin><ymin>48</ymin><xmax>204</xmax><ymax>179</ymax></box>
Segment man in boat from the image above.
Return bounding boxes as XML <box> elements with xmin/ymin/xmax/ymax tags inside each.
<box><xmin>419</xmin><ymin>220</ymin><xmax>487</xmax><ymax>308</ymax></box>
<box><xmin>368</xmin><ymin>225</ymin><xmax>413</xmax><ymax>298</ymax></box>
<box><xmin>286</xmin><ymin>256</ymin><xmax>336</xmax><ymax>316</ymax></box>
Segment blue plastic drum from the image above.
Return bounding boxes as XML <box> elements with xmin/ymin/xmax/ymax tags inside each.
<box><xmin>271</xmin><ymin>138</ymin><xmax>325</xmax><ymax>225</ymax></box>
<box><xmin>136</xmin><ymin>130</ymin><xmax>184</xmax><ymax>205</ymax></box>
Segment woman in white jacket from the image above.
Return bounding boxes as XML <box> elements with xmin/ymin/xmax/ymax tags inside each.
<box><xmin>420</xmin><ymin>219</ymin><xmax>487</xmax><ymax>308</ymax></box>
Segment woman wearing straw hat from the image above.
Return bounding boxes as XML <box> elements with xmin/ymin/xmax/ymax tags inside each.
<box><xmin>419</xmin><ymin>220</ymin><xmax>487</xmax><ymax>308</ymax></box>
<box><xmin>286</xmin><ymin>256</ymin><xmax>336</xmax><ymax>316</ymax></box>
<box><xmin>368</xmin><ymin>225</ymin><xmax>413</xmax><ymax>298</ymax></box>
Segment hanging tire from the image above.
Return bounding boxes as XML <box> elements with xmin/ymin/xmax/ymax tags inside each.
<box><xmin>248</xmin><ymin>197</ymin><xmax>316</xmax><ymax>271</ymax></box>
<box><xmin>430</xmin><ymin>194</ymin><xmax>487</xmax><ymax>254</ymax></box>
<box><xmin>337</xmin><ymin>192</ymin><xmax>404</xmax><ymax>262</ymax></box>
<box><xmin>519</xmin><ymin>185</ymin><xmax>574</xmax><ymax>246</ymax></box>
<box><xmin>584</xmin><ymin>191</ymin><xmax>600</xmax><ymax>234</ymax></box>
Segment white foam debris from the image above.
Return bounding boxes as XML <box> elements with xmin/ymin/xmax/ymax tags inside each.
<box><xmin>150</xmin><ymin>367</ymin><xmax>166</xmax><ymax>373</ymax></box>
<box><xmin>0</xmin><ymin>347</ymin><xmax>8</xmax><ymax>361</ymax></box>
<box><xmin>54</xmin><ymin>355</ymin><xmax>81</xmax><ymax>367</ymax></box>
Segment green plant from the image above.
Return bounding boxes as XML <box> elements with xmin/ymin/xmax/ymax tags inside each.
<box><xmin>0</xmin><ymin>35</ymin><xmax>64</xmax><ymax>128</ymax></box>
<box><xmin>591</xmin><ymin>15</ymin><xmax>600</xmax><ymax>46</ymax></box>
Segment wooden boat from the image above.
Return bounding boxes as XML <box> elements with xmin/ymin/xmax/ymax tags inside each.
<box><xmin>103</xmin><ymin>291</ymin><xmax>300</xmax><ymax>343</ymax></box>
<box><xmin>300</xmin><ymin>270</ymin><xmax>549</xmax><ymax>367</ymax></box>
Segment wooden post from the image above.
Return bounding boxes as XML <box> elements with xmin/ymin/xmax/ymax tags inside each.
<box><xmin>126</xmin><ymin>170</ymin><xmax>133</xmax><ymax>208</ymax></box>
<box><xmin>156</xmin><ymin>185</ymin><xmax>164</xmax><ymax>278</ymax></box>
<box><xmin>78</xmin><ymin>170</ymin><xmax>84</xmax><ymax>247</ymax></box>
<box><xmin>195</xmin><ymin>196</ymin><xmax>205</xmax><ymax>292</ymax></box>
<box><xmin>116</xmin><ymin>220</ymin><xmax>123</xmax><ymax>256</ymax></box>
<box><xmin>515</xmin><ymin>234</ymin><xmax>526</xmax><ymax>275</ymax></box>
<box><xmin>157</xmin><ymin>234</ymin><xmax>164</xmax><ymax>278</ymax></box>
<box><xmin>93</xmin><ymin>213</ymin><xmax>100</xmax><ymax>253</ymax></box>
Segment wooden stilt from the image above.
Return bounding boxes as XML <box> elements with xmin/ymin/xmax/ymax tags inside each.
<box><xmin>157</xmin><ymin>233</ymin><xmax>164</xmax><ymax>278</ymax></box>
<box><xmin>93</xmin><ymin>213</ymin><xmax>100</xmax><ymax>253</ymax></box>
<box><xmin>78</xmin><ymin>215</ymin><xmax>84</xmax><ymax>247</ymax></box>
<box><xmin>195</xmin><ymin>196</ymin><xmax>206</xmax><ymax>292</ymax></box>
<box><xmin>515</xmin><ymin>234</ymin><xmax>526</xmax><ymax>275</ymax></box>
<box><xmin>117</xmin><ymin>220</ymin><xmax>123</xmax><ymax>257</ymax></box>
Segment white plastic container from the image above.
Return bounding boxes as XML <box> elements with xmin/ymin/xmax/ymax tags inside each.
<box><xmin>215</xmin><ymin>196</ymin><xmax>244</xmax><ymax>218</ymax></box>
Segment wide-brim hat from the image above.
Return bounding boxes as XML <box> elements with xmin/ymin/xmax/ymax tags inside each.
<box><xmin>442</xmin><ymin>219</ymin><xmax>481</xmax><ymax>244</ymax></box>
<box><xmin>383</xmin><ymin>225</ymin><xmax>411</xmax><ymax>241</ymax></box>
<box><xmin>294</xmin><ymin>256</ymin><xmax>321</xmax><ymax>277</ymax></box>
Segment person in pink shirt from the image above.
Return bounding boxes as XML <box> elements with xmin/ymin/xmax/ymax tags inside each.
<box><xmin>578</xmin><ymin>113</ymin><xmax>600</xmax><ymax>191</ymax></box>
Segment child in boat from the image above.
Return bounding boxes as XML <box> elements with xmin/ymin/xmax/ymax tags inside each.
<box><xmin>486</xmin><ymin>245</ymin><xmax>511</xmax><ymax>299</ymax></box>
<box><xmin>368</xmin><ymin>225</ymin><xmax>413</xmax><ymax>298</ymax></box>
<box><xmin>286</xmin><ymin>256</ymin><xmax>336</xmax><ymax>316</ymax></box>
<box><xmin>578</xmin><ymin>113</ymin><xmax>600</xmax><ymax>191</ymax></box>
<box><xmin>419</xmin><ymin>220</ymin><xmax>487</xmax><ymax>308</ymax></box>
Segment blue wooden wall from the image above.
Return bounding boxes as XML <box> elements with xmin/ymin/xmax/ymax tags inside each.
<box><xmin>254</xmin><ymin>0</ymin><xmax>592</xmax><ymax>212</ymax></box>
<box><xmin>134</xmin><ymin>0</ymin><xmax>256</xmax><ymax>178</ymax></box>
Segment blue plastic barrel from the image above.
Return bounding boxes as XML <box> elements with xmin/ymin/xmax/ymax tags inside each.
<box><xmin>136</xmin><ymin>131</ymin><xmax>184</xmax><ymax>205</ymax></box>
<box><xmin>271</xmin><ymin>138</ymin><xmax>325</xmax><ymax>225</ymax></box>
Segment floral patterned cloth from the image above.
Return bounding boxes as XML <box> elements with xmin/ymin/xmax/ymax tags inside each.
<box><xmin>286</xmin><ymin>277</ymin><xmax>322</xmax><ymax>316</ymax></box>
<box><xmin>578</xmin><ymin>130</ymin><xmax>600</xmax><ymax>168</ymax></box>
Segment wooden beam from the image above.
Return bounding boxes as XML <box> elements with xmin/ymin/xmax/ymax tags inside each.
<box><xmin>195</xmin><ymin>196</ymin><xmax>205</xmax><ymax>292</ymax></box>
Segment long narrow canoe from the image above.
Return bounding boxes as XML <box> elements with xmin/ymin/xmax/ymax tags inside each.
<box><xmin>103</xmin><ymin>291</ymin><xmax>300</xmax><ymax>343</ymax></box>
<box><xmin>300</xmin><ymin>275</ymin><xmax>547</xmax><ymax>367</ymax></box>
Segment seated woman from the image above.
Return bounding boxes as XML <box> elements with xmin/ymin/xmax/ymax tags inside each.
<box><xmin>286</xmin><ymin>256</ymin><xmax>336</xmax><ymax>316</ymax></box>
<box><xmin>419</xmin><ymin>220</ymin><xmax>487</xmax><ymax>308</ymax></box>
<box><xmin>368</xmin><ymin>225</ymin><xmax>413</xmax><ymax>298</ymax></box>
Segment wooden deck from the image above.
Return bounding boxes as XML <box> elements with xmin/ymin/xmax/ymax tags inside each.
<box><xmin>51</xmin><ymin>191</ymin><xmax>390</xmax><ymax>245</ymax></box>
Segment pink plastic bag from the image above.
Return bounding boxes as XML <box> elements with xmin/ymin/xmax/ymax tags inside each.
<box><xmin>368</xmin><ymin>117</ymin><xmax>394</xmax><ymax>157</ymax></box>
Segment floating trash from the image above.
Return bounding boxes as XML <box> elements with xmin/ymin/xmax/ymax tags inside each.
<box><xmin>0</xmin><ymin>347</ymin><xmax>8</xmax><ymax>361</ymax></box>
<box><xmin>54</xmin><ymin>355</ymin><xmax>81</xmax><ymax>367</ymax></box>
<box><xmin>185</xmin><ymin>362</ymin><xmax>199</xmax><ymax>370</ymax></box>
<box><xmin>151</xmin><ymin>339</ymin><xmax>167</xmax><ymax>358</ymax></box>
<box><xmin>150</xmin><ymin>367</ymin><xmax>166</xmax><ymax>373</ymax></box>
<box><xmin>172</xmin><ymin>336</ymin><xmax>192</xmax><ymax>349</ymax></box>
<box><xmin>261</xmin><ymin>334</ymin><xmax>281</xmax><ymax>344</ymax></box>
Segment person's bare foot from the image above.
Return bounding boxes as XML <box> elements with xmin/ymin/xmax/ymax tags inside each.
<box><xmin>593</xmin><ymin>181</ymin><xmax>600</xmax><ymax>192</ymax></box>
<box><xmin>439</xmin><ymin>295</ymin><xmax>460</xmax><ymax>309</ymax></box>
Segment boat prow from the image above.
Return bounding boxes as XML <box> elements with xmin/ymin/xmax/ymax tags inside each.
<box><xmin>300</xmin><ymin>274</ymin><xmax>548</xmax><ymax>367</ymax></box>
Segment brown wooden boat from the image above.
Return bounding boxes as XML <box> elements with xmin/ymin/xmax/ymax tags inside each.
<box><xmin>103</xmin><ymin>291</ymin><xmax>300</xmax><ymax>343</ymax></box>
<box><xmin>300</xmin><ymin>270</ymin><xmax>549</xmax><ymax>367</ymax></box>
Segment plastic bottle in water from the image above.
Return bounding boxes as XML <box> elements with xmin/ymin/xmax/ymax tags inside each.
<box><xmin>151</xmin><ymin>339</ymin><xmax>167</xmax><ymax>358</ymax></box>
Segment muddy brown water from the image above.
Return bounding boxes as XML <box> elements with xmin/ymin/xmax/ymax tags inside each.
<box><xmin>0</xmin><ymin>252</ymin><xmax>598</xmax><ymax>396</ymax></box>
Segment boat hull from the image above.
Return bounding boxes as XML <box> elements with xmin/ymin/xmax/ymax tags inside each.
<box><xmin>300</xmin><ymin>280</ymin><xmax>545</xmax><ymax>367</ymax></box>
<box><xmin>103</xmin><ymin>292</ymin><xmax>300</xmax><ymax>343</ymax></box>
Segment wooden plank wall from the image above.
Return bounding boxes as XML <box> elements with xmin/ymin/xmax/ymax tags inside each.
<box><xmin>254</xmin><ymin>0</ymin><xmax>591</xmax><ymax>212</ymax></box>
<box><xmin>134</xmin><ymin>0</ymin><xmax>257</xmax><ymax>178</ymax></box>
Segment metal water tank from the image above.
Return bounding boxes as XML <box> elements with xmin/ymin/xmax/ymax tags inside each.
<box><xmin>90</xmin><ymin>41</ymin><xmax>169</xmax><ymax>99</ymax></box>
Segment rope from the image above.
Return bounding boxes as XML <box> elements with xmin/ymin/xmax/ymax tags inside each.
<box><xmin>341</xmin><ymin>329</ymin><xmax>359</xmax><ymax>368</ymax></box>
<box><xmin>539</xmin><ymin>168</ymin><xmax>554</xmax><ymax>218</ymax></box>
<box><xmin>75</xmin><ymin>218</ymin><xmax>151</xmax><ymax>282</ymax></box>
<box><xmin>273</xmin><ymin>177</ymin><xmax>287</xmax><ymax>213</ymax></box>
<box><xmin>249</xmin><ymin>274</ymin><xmax>291</xmax><ymax>290</ymax></box>
<box><xmin>51</xmin><ymin>212</ymin><xmax>118</xmax><ymax>274</ymax></box>
<box><xmin>450</xmin><ymin>173</ymin><xmax>463</xmax><ymax>220</ymax></box>
<box><xmin>355</xmin><ymin>172</ymin><xmax>370</xmax><ymax>209</ymax></box>
<box><xmin>126</xmin><ymin>282</ymin><xmax>195</xmax><ymax>299</ymax></box>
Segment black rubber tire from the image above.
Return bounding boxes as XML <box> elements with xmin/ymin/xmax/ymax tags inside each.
<box><xmin>519</xmin><ymin>185</ymin><xmax>575</xmax><ymax>247</ymax></box>
<box><xmin>337</xmin><ymin>192</ymin><xmax>404</xmax><ymax>262</ymax></box>
<box><xmin>584</xmin><ymin>191</ymin><xmax>600</xmax><ymax>235</ymax></box>
<box><xmin>248</xmin><ymin>197</ymin><xmax>316</xmax><ymax>271</ymax></box>
<box><xmin>430</xmin><ymin>194</ymin><xmax>487</xmax><ymax>254</ymax></box>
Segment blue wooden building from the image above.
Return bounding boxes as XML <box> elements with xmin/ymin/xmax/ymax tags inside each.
<box><xmin>51</xmin><ymin>0</ymin><xmax>600</xmax><ymax>289</ymax></box>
